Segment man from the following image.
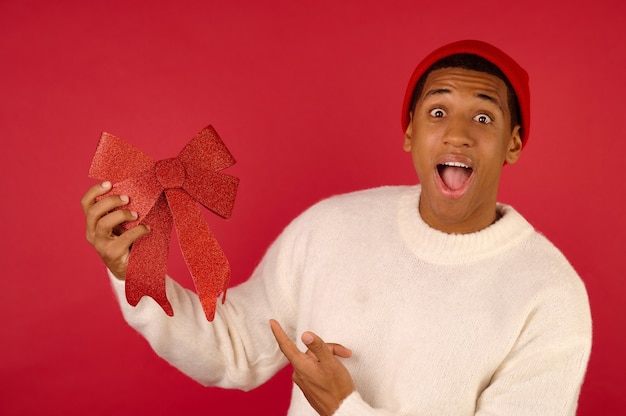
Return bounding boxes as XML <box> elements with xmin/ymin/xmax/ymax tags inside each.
<box><xmin>82</xmin><ymin>40</ymin><xmax>591</xmax><ymax>415</ymax></box>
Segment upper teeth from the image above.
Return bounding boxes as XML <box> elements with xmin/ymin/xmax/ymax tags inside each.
<box><xmin>441</xmin><ymin>162</ymin><xmax>470</xmax><ymax>169</ymax></box>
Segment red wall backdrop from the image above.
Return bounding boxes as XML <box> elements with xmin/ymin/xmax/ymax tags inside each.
<box><xmin>1</xmin><ymin>1</ymin><xmax>624</xmax><ymax>414</ymax></box>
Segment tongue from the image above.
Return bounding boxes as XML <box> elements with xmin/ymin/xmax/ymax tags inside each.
<box><xmin>440</xmin><ymin>166</ymin><xmax>471</xmax><ymax>190</ymax></box>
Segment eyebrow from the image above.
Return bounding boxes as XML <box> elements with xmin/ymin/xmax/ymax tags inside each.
<box><xmin>424</xmin><ymin>88</ymin><xmax>451</xmax><ymax>98</ymax></box>
<box><xmin>476</xmin><ymin>93</ymin><xmax>504</xmax><ymax>112</ymax></box>
<box><xmin>424</xmin><ymin>88</ymin><xmax>504</xmax><ymax>113</ymax></box>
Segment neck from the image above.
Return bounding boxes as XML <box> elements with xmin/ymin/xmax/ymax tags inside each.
<box><xmin>418</xmin><ymin>198</ymin><xmax>500</xmax><ymax>234</ymax></box>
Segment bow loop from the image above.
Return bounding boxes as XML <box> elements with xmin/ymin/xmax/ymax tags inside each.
<box><xmin>178</xmin><ymin>126</ymin><xmax>236</xmax><ymax>172</ymax></box>
<box><xmin>89</xmin><ymin>125</ymin><xmax>239</xmax><ymax>321</ymax></box>
<box><xmin>182</xmin><ymin>164</ymin><xmax>239</xmax><ymax>218</ymax></box>
<box><xmin>90</xmin><ymin>132</ymin><xmax>155</xmax><ymax>182</ymax></box>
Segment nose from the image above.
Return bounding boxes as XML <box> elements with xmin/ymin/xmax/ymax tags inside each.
<box><xmin>442</xmin><ymin>117</ymin><xmax>473</xmax><ymax>148</ymax></box>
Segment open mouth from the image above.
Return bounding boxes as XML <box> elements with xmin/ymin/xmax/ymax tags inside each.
<box><xmin>437</xmin><ymin>162</ymin><xmax>473</xmax><ymax>191</ymax></box>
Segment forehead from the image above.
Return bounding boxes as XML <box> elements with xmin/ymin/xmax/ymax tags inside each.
<box><xmin>420</xmin><ymin>67</ymin><xmax>509</xmax><ymax>107</ymax></box>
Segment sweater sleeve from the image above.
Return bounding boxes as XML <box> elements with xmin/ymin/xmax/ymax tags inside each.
<box><xmin>107</xmin><ymin>215</ymin><xmax>306</xmax><ymax>391</ymax></box>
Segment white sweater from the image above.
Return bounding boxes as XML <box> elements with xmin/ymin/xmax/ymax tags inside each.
<box><xmin>110</xmin><ymin>185</ymin><xmax>592</xmax><ymax>415</ymax></box>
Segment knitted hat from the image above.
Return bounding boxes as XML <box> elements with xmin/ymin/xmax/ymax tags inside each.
<box><xmin>401</xmin><ymin>40</ymin><xmax>530</xmax><ymax>147</ymax></box>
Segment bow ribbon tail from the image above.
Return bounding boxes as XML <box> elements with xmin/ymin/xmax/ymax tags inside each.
<box><xmin>165</xmin><ymin>188</ymin><xmax>230</xmax><ymax>321</ymax></box>
<box><xmin>125</xmin><ymin>193</ymin><xmax>175</xmax><ymax>316</ymax></box>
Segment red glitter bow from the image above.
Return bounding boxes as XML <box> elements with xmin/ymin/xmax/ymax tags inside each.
<box><xmin>89</xmin><ymin>125</ymin><xmax>239</xmax><ymax>321</ymax></box>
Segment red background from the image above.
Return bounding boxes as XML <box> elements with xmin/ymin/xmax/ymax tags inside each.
<box><xmin>1</xmin><ymin>1</ymin><xmax>624</xmax><ymax>414</ymax></box>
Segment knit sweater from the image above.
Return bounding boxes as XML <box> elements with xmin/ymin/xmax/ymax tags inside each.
<box><xmin>110</xmin><ymin>185</ymin><xmax>592</xmax><ymax>415</ymax></box>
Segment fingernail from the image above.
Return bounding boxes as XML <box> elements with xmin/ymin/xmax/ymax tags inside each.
<box><xmin>101</xmin><ymin>181</ymin><xmax>111</xmax><ymax>189</ymax></box>
<box><xmin>130</xmin><ymin>211</ymin><xmax>138</xmax><ymax>219</ymax></box>
<box><xmin>302</xmin><ymin>332</ymin><xmax>314</xmax><ymax>345</ymax></box>
<box><xmin>120</xmin><ymin>195</ymin><xmax>129</xmax><ymax>204</ymax></box>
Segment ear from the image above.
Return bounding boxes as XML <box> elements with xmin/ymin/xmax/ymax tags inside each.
<box><xmin>505</xmin><ymin>125</ymin><xmax>523</xmax><ymax>164</ymax></box>
<box><xmin>403</xmin><ymin>113</ymin><xmax>413</xmax><ymax>152</ymax></box>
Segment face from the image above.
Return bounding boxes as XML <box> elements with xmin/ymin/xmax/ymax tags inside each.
<box><xmin>404</xmin><ymin>67</ymin><xmax>522</xmax><ymax>234</ymax></box>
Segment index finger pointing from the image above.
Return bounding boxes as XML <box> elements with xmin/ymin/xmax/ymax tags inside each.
<box><xmin>269</xmin><ymin>319</ymin><xmax>302</xmax><ymax>362</ymax></box>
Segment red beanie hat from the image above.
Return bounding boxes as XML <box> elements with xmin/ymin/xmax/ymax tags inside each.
<box><xmin>401</xmin><ymin>40</ymin><xmax>530</xmax><ymax>148</ymax></box>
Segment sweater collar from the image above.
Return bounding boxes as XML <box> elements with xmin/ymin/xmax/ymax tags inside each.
<box><xmin>398</xmin><ymin>185</ymin><xmax>535</xmax><ymax>264</ymax></box>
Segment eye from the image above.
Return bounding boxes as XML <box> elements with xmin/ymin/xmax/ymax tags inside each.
<box><xmin>429</xmin><ymin>108</ymin><xmax>446</xmax><ymax>118</ymax></box>
<box><xmin>474</xmin><ymin>113</ymin><xmax>493</xmax><ymax>124</ymax></box>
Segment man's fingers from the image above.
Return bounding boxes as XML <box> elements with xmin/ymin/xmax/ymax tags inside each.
<box><xmin>302</xmin><ymin>331</ymin><xmax>335</xmax><ymax>363</ymax></box>
<box><xmin>93</xmin><ymin>208</ymin><xmax>136</xmax><ymax>239</ymax></box>
<box><xmin>326</xmin><ymin>343</ymin><xmax>352</xmax><ymax>359</ymax></box>
<box><xmin>82</xmin><ymin>181</ymin><xmax>152</xmax><ymax>281</ymax></box>
<box><xmin>81</xmin><ymin>181</ymin><xmax>112</xmax><ymax>214</ymax></box>
<box><xmin>270</xmin><ymin>321</ymin><xmax>355</xmax><ymax>415</ymax></box>
<box><xmin>269</xmin><ymin>319</ymin><xmax>302</xmax><ymax>362</ymax></box>
<box><xmin>85</xmin><ymin>194</ymin><xmax>130</xmax><ymax>239</ymax></box>
<box><xmin>271</xmin><ymin>320</ymin><xmax>353</xmax><ymax>364</ymax></box>
<box><xmin>115</xmin><ymin>223</ymin><xmax>151</xmax><ymax>248</ymax></box>
<box><xmin>85</xmin><ymin>192</ymin><xmax>134</xmax><ymax>247</ymax></box>
<box><xmin>96</xmin><ymin>223</ymin><xmax>150</xmax><ymax>280</ymax></box>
